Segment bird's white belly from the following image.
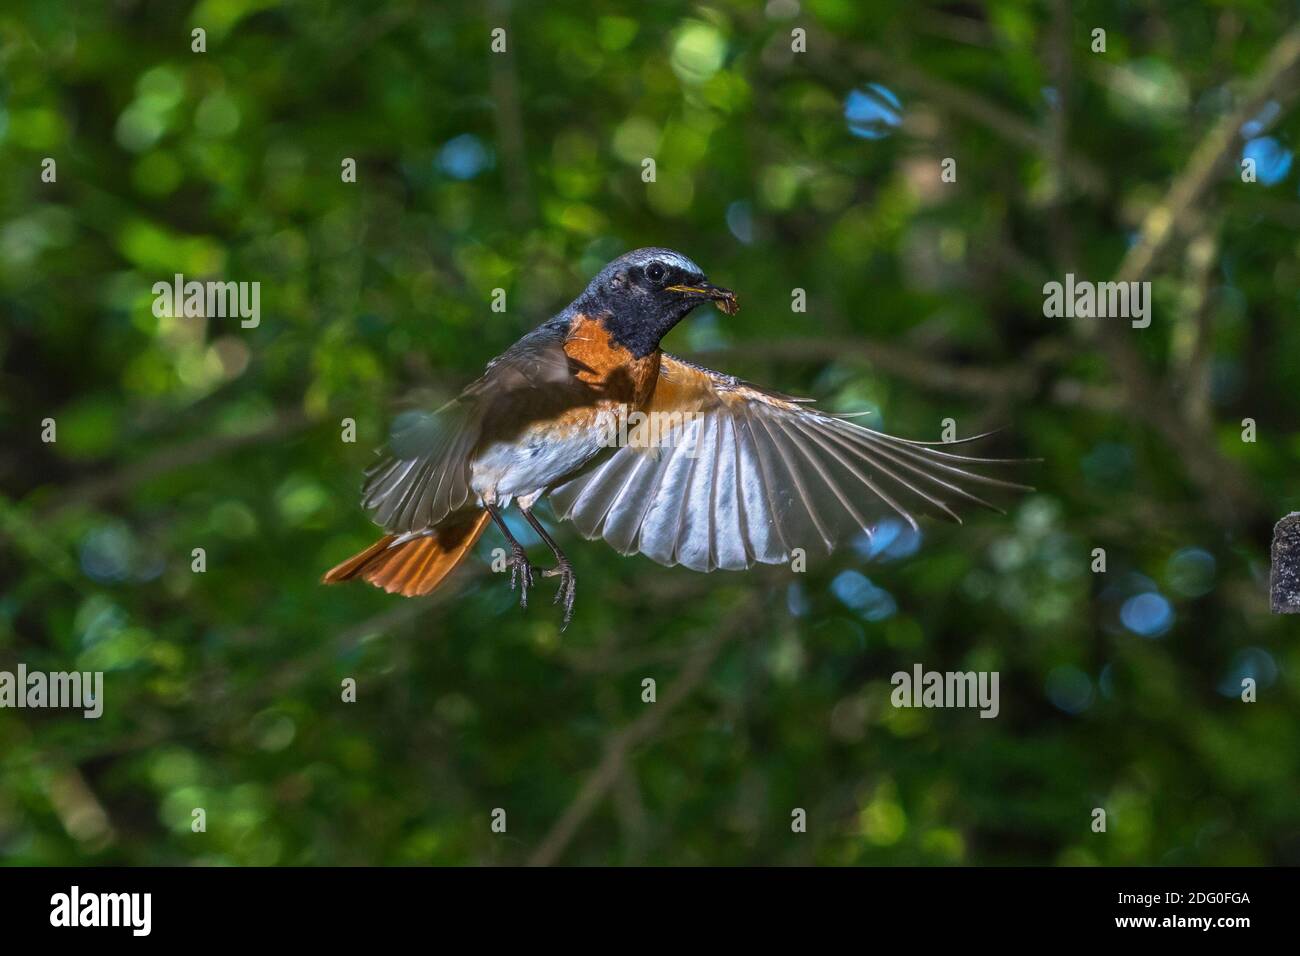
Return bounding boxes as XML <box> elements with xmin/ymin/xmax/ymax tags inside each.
<box><xmin>470</xmin><ymin>416</ymin><xmax>609</xmax><ymax>506</ymax></box>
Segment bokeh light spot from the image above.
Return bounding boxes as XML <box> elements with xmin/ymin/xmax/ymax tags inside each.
<box><xmin>844</xmin><ymin>84</ymin><xmax>902</xmax><ymax>139</ymax></box>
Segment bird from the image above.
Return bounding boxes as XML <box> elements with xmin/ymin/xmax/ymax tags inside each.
<box><xmin>323</xmin><ymin>247</ymin><xmax>1029</xmax><ymax>628</ymax></box>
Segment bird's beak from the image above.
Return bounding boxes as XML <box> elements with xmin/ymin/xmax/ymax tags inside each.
<box><xmin>666</xmin><ymin>281</ymin><xmax>740</xmax><ymax>316</ymax></box>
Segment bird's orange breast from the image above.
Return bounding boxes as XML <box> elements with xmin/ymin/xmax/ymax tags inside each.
<box><xmin>564</xmin><ymin>314</ymin><xmax>662</xmax><ymax>409</ymax></box>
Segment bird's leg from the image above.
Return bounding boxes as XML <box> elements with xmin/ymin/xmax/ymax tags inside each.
<box><xmin>519</xmin><ymin>506</ymin><xmax>576</xmax><ymax>631</ymax></box>
<box><xmin>486</xmin><ymin>504</ymin><xmax>535</xmax><ymax>608</ymax></box>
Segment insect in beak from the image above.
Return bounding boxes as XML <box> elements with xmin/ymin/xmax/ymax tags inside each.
<box><xmin>666</xmin><ymin>282</ymin><xmax>740</xmax><ymax>315</ymax></box>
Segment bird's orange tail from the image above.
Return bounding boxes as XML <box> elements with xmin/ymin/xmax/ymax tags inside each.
<box><xmin>322</xmin><ymin>511</ymin><xmax>491</xmax><ymax>597</ymax></box>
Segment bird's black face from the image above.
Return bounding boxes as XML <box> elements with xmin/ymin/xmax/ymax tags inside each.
<box><xmin>577</xmin><ymin>248</ymin><xmax>738</xmax><ymax>357</ymax></box>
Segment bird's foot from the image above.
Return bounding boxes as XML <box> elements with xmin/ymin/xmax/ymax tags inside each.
<box><xmin>542</xmin><ymin>560</ymin><xmax>576</xmax><ymax>631</ymax></box>
<box><xmin>507</xmin><ymin>544</ymin><xmax>536</xmax><ymax>608</ymax></box>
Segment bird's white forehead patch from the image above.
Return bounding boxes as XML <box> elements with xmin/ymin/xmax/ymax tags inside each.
<box><xmin>620</xmin><ymin>247</ymin><xmax>704</xmax><ymax>276</ymax></box>
<box><xmin>654</xmin><ymin>251</ymin><xmax>703</xmax><ymax>274</ymax></box>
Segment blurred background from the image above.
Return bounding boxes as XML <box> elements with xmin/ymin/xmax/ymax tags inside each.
<box><xmin>2</xmin><ymin>0</ymin><xmax>1299</xmax><ymax>866</ymax></box>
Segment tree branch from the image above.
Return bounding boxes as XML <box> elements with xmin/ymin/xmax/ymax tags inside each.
<box><xmin>527</xmin><ymin>610</ymin><xmax>750</xmax><ymax>866</ymax></box>
<box><xmin>1115</xmin><ymin>24</ymin><xmax>1300</xmax><ymax>285</ymax></box>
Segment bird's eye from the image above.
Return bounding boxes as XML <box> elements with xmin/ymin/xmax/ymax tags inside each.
<box><xmin>645</xmin><ymin>263</ymin><xmax>665</xmax><ymax>284</ymax></box>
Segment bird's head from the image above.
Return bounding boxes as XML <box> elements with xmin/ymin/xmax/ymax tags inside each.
<box><xmin>575</xmin><ymin>247</ymin><xmax>738</xmax><ymax>357</ymax></box>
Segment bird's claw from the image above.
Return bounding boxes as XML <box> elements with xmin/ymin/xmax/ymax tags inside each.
<box><xmin>507</xmin><ymin>545</ymin><xmax>535</xmax><ymax>608</ymax></box>
<box><xmin>542</xmin><ymin>561</ymin><xmax>576</xmax><ymax>631</ymax></box>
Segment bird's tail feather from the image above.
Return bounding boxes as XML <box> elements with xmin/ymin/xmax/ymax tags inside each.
<box><xmin>322</xmin><ymin>511</ymin><xmax>490</xmax><ymax>597</ymax></box>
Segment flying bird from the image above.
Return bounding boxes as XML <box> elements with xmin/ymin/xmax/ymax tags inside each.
<box><xmin>324</xmin><ymin>248</ymin><xmax>1028</xmax><ymax>627</ymax></box>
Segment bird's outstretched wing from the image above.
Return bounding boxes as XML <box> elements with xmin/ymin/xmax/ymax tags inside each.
<box><xmin>548</xmin><ymin>354</ymin><xmax>1030</xmax><ymax>572</ymax></box>
<box><xmin>361</xmin><ymin>323</ymin><xmax>580</xmax><ymax>532</ymax></box>
<box><xmin>360</xmin><ymin>398</ymin><xmax>482</xmax><ymax>533</ymax></box>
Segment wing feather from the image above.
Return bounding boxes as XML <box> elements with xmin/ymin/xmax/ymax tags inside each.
<box><xmin>734</xmin><ymin>404</ymin><xmax>790</xmax><ymax>561</ymax></box>
<box><xmin>807</xmin><ymin>419</ymin><xmax>964</xmax><ymax>522</ymax></box>
<box><xmin>674</xmin><ymin>414</ymin><xmax>714</xmax><ymax>570</ymax></box>
<box><xmin>711</xmin><ymin>413</ymin><xmax>750</xmax><ymax>570</ymax></box>
<box><xmin>637</xmin><ymin>423</ymin><xmax>701</xmax><ymax>566</ymax></box>
<box><xmin>748</xmin><ymin>409</ymin><xmax>834</xmax><ymax>551</ymax></box>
